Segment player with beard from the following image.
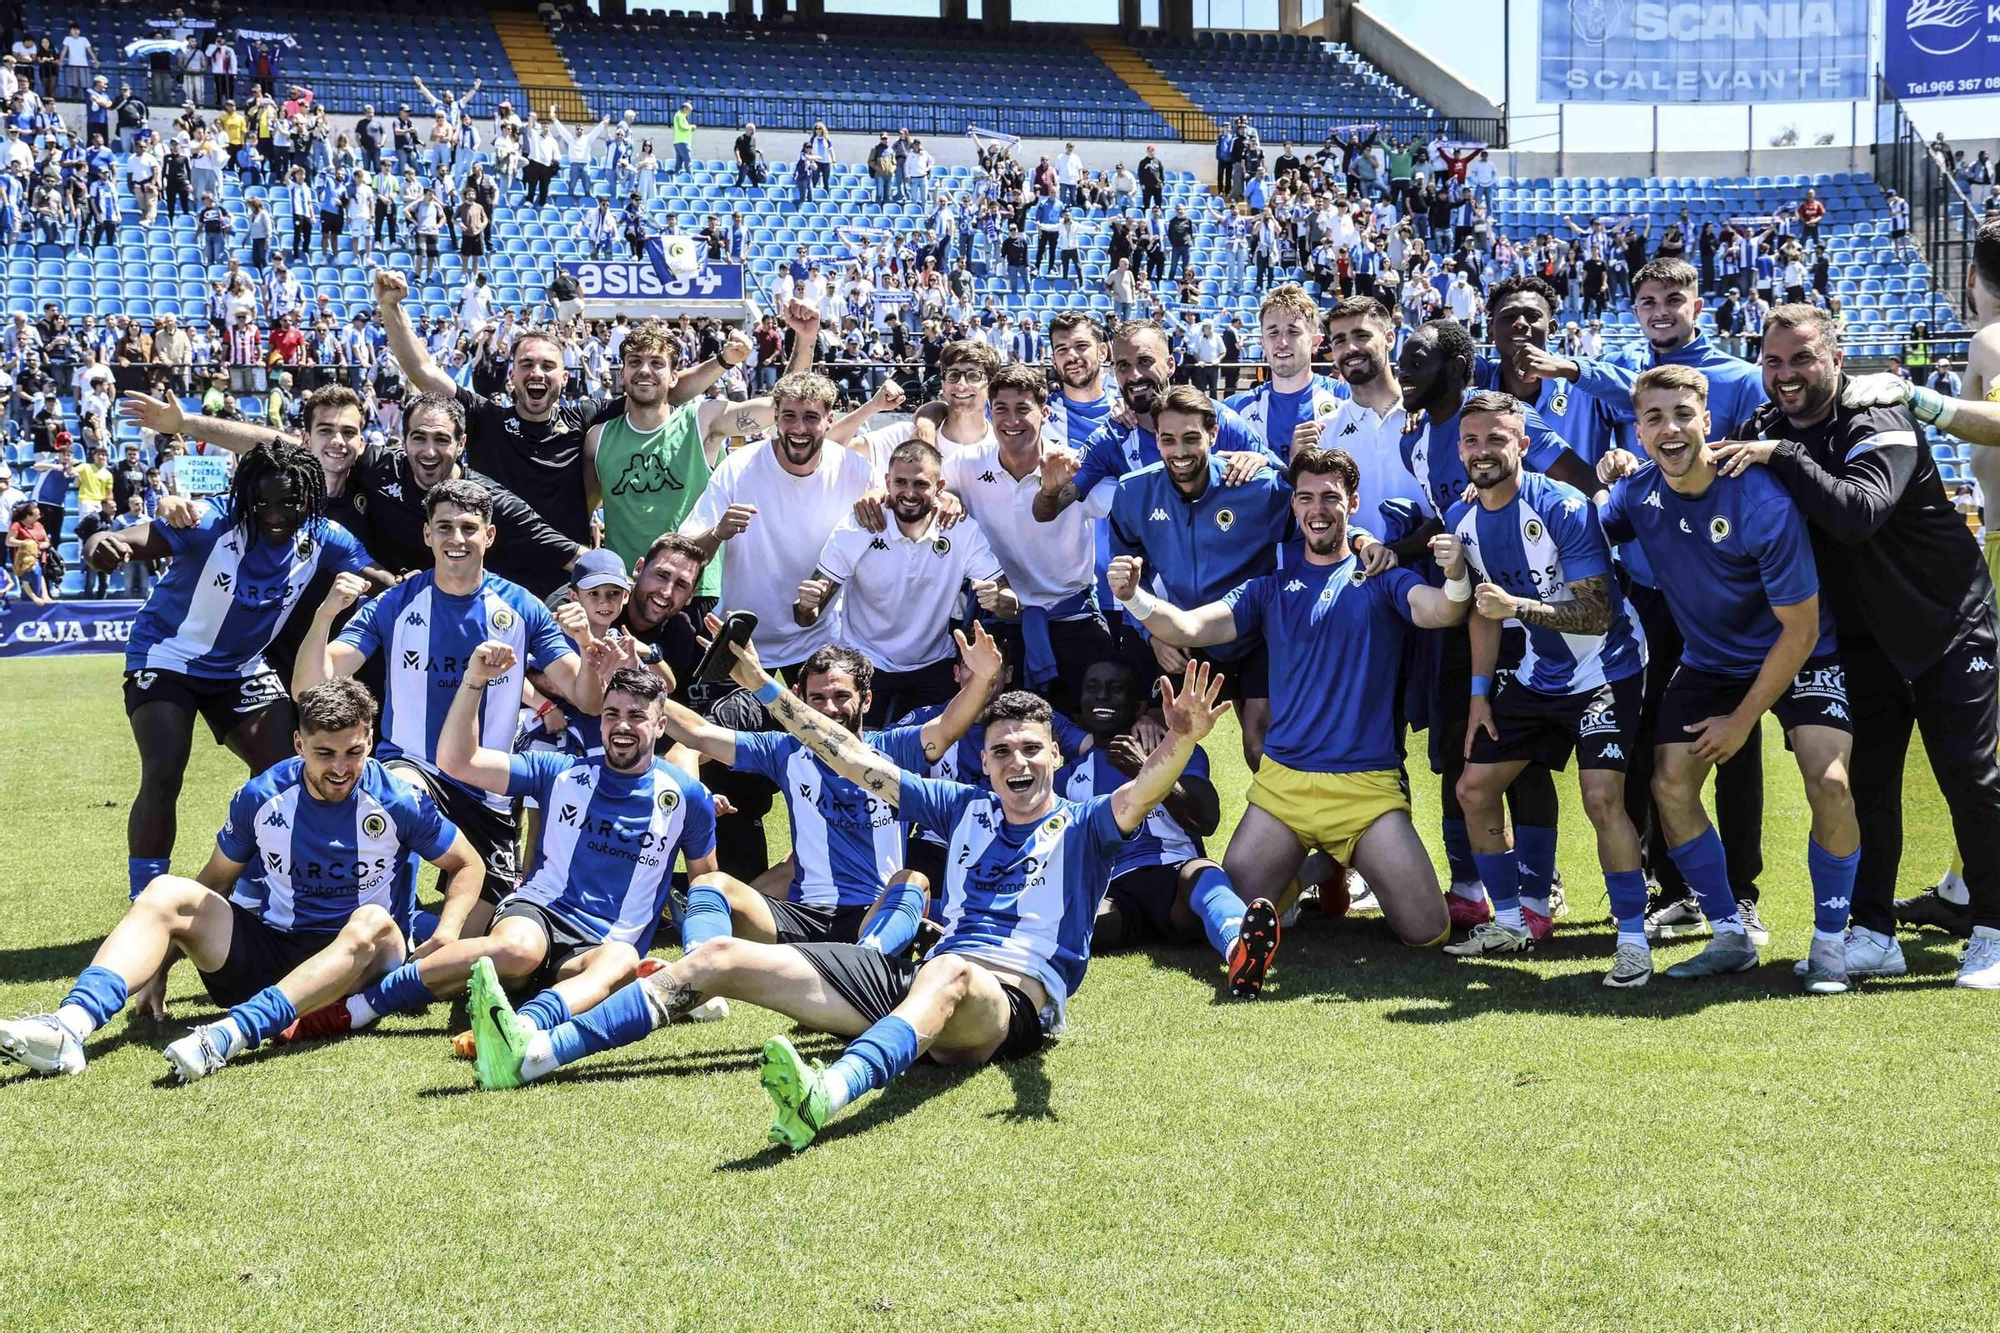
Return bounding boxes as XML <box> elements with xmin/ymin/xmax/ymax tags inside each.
<box><xmin>85</xmin><ymin>440</ymin><xmax>394</xmax><ymax>907</ymax></box>
<box><xmin>1397</xmin><ymin>320</ymin><xmax>1586</xmax><ymax>935</ymax></box>
<box><xmin>1311</xmin><ymin>296</ymin><xmax>1433</xmax><ymax>550</ymax></box>
<box><xmin>587</xmin><ymin>311</ymin><xmax>822</xmax><ymax>585</ymax></box>
<box><xmin>1044</xmin><ymin>311</ymin><xmax>1118</xmax><ymax>452</ymax></box>
<box><xmin>645</xmin><ymin>630</ymin><xmax>1003</xmax><ymax>959</ymax></box>
<box><xmin>797</xmin><ymin>438</ymin><xmax>1017</xmax><ymax>726</ymax></box>
<box><xmin>1444</xmin><ymin>394</ymin><xmax>1649</xmax><ymax>977</ymax></box>
<box><xmin>680</xmin><ymin>372</ymin><xmax>880</xmax><ymax>676</ymax></box>
<box><xmin>376</xmin><ymin>269</ymin><xmax>811</xmax><ymax>547</ymax></box>
<box><xmin>1225</xmin><ymin>283</ymin><xmax>1349</xmax><ymax>461</ymax></box>
<box><xmin>1524</xmin><ymin>258</ymin><xmax>1771</xmax><ymax>941</ymax></box>
<box><xmin>467</xmin><ymin>639</ymin><xmax>1225</xmax><ymax>1161</ymax></box>
<box><xmin>1598</xmin><ymin>365</ymin><xmax>1859</xmax><ymax>992</ymax></box>
<box><xmin>120</xmin><ymin>387</ymin><xmax>583</xmax><ymax>598</ymax></box>
<box><xmin>1111</xmin><ymin>446</ymin><xmax>1474</xmax><ymax>983</ymax></box>
<box><xmin>280</xmin><ymin>660</ymin><xmax>718</xmax><ymax>1056</ymax></box>
<box><xmin>1712</xmin><ymin>304</ymin><xmax>2000</xmax><ymax>989</ymax></box>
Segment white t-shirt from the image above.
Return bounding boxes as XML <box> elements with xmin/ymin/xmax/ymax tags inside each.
<box><xmin>942</xmin><ymin>443</ymin><xmax>1099</xmax><ymax>609</ymax></box>
<box><xmin>681</xmin><ymin>440</ymin><xmax>879</xmax><ymax>666</ymax></box>
<box><xmin>60</xmin><ymin>35</ymin><xmax>92</xmax><ymax>67</ymax></box>
<box><xmin>815</xmin><ymin>511</ymin><xmax>1002</xmax><ymax>672</ymax></box>
<box><xmin>1314</xmin><ymin>398</ymin><xmax>1428</xmax><ymax>532</ymax></box>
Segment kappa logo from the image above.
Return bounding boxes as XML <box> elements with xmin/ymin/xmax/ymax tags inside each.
<box><xmin>1599</xmin><ymin>743</ymin><xmax>1625</xmax><ymax>761</ymax></box>
<box><xmin>1679</xmin><ymin>517</ymin><xmax>1693</xmax><ymax>534</ymax></box>
<box><xmin>1561</xmin><ymin>497</ymin><xmax>1584</xmax><ymax>516</ymax></box>
<box><xmin>263</xmin><ymin>810</ymin><xmax>289</xmax><ymax>828</ymax></box>
<box><xmin>1284</xmin><ymin>578</ymin><xmax>1308</xmax><ymax>593</ymax></box>
<box><xmin>361</xmin><ymin>812</ymin><xmax>388</xmax><ymax>838</ymax></box>
<box><xmin>131</xmin><ymin>670</ymin><xmax>158</xmax><ymax>690</ymax></box>
<box><xmin>979</xmin><ymin>470</ymin><xmax>999</xmax><ymax>484</ymax></box>
<box><xmin>383</xmin><ymin>482</ymin><xmax>404</xmax><ymax>501</ymax></box>
<box><xmin>1643</xmin><ymin>490</ymin><xmax>1663</xmax><ymax>509</ymax></box>
<box><xmin>869</xmin><ymin>537</ymin><xmax>889</xmax><ymax>551</ymax></box>
<box><xmin>1972</xmin><ymin>656</ymin><xmax>1994</xmax><ymax>673</ymax></box>
<box><xmin>403</xmin><ymin>611</ymin><xmax>426</xmax><ymax>628</ymax></box>
<box><xmin>1823</xmin><ymin>894</ymin><xmax>1851</xmax><ymax>912</ymax></box>
<box><xmin>1709</xmin><ymin>516</ymin><xmax>1732</xmax><ymax>543</ymax></box>
<box><xmin>1824</xmin><ymin>702</ymin><xmax>1849</xmax><ymax>720</ymax></box>
<box><xmin>1338</xmin><ymin>420</ymin><xmax>1360</xmax><ymax>436</ymax></box>
<box><xmin>1149</xmin><ymin>508</ymin><xmax>1170</xmax><ymax>521</ymax></box>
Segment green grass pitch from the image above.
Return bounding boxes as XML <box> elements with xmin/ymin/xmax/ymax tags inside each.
<box><xmin>3</xmin><ymin>655</ymin><xmax>1998</xmax><ymax>1331</ymax></box>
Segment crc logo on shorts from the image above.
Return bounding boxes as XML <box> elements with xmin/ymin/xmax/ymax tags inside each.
<box><xmin>1579</xmin><ymin>696</ymin><xmax>1620</xmax><ymax>736</ymax></box>
<box><xmin>657</xmin><ymin>788</ymin><xmax>679</xmax><ymax>812</ymax></box>
<box><xmin>492</xmin><ymin>845</ymin><xmax>518</xmax><ymax>875</ymax></box>
<box><xmin>492</xmin><ymin>609</ymin><xmax>516</xmax><ymax>631</ymax></box>
<box><xmin>1524</xmin><ymin>518</ymin><xmax>1544</xmax><ymax>542</ymax></box>
<box><xmin>1709</xmin><ymin>516</ymin><xmax>1732</xmax><ymax>543</ymax></box>
<box><xmin>1792</xmin><ymin>664</ymin><xmax>1849</xmax><ymax>703</ymax></box>
<box><xmin>131</xmin><ymin>670</ymin><xmax>159</xmax><ymax>690</ymax></box>
<box><xmin>1214</xmin><ymin>507</ymin><xmax>1235</xmax><ymax>532</ymax></box>
<box><xmin>240</xmin><ymin>674</ymin><xmax>286</xmax><ymax>704</ymax></box>
<box><xmin>933</xmin><ymin>536</ymin><xmax>951</xmax><ymax>556</ymax></box>
<box><xmin>361</xmin><ymin>812</ymin><xmax>388</xmax><ymax>838</ymax></box>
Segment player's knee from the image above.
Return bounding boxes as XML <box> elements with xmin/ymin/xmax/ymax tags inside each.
<box><xmin>917</xmin><ymin>952</ymin><xmax>977</xmax><ymax>1004</ymax></box>
<box><xmin>1801</xmin><ymin>764</ymin><xmax>1852</xmax><ymax>814</ymax></box>
<box><xmin>1579</xmin><ymin>781</ymin><xmax>1624</xmax><ymax>830</ymax></box>
<box><xmin>690</xmin><ymin>870</ymin><xmax>732</xmax><ymax>894</ymax></box>
<box><xmin>683</xmin><ymin>934</ymin><xmax>751</xmax><ymax>982</ymax></box>
<box><xmin>344</xmin><ymin>904</ymin><xmax>401</xmax><ymax>951</ymax></box>
<box><xmin>1453</xmin><ymin>771</ymin><xmax>1493</xmax><ymax>817</ymax></box>
<box><xmin>1177</xmin><ymin>858</ymin><xmax>1222</xmax><ymax>891</ymax></box>
<box><xmin>487</xmin><ymin>937</ymin><xmax>546</xmax><ymax>980</ymax></box>
<box><xmin>135</xmin><ymin>875</ymin><xmax>204</xmax><ymax>921</ymax></box>
<box><xmin>888</xmin><ymin>868</ymin><xmax>929</xmax><ymax>894</ymax></box>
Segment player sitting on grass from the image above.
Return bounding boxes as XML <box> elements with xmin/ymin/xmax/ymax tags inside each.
<box><xmin>465</xmin><ymin>633</ymin><xmax>1226</xmax><ymax>1156</ymax></box>
<box><xmin>0</xmin><ymin>679</ymin><xmax>483</xmax><ymax>1082</ymax></box>
<box><xmin>281</xmin><ymin>654</ymin><xmax>717</xmax><ymax>1069</ymax></box>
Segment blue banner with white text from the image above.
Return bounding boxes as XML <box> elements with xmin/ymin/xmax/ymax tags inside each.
<box><xmin>1538</xmin><ymin>0</ymin><xmax>1871</xmax><ymax>103</ymax></box>
<box><xmin>560</xmin><ymin>258</ymin><xmax>745</xmax><ymax>303</ymax></box>
<box><xmin>1885</xmin><ymin>0</ymin><xmax>2000</xmax><ymax>100</ymax></box>
<box><xmin>0</xmin><ymin>600</ymin><xmax>143</xmax><ymax>657</ymax></box>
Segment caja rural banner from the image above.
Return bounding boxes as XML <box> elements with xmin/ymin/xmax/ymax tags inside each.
<box><xmin>0</xmin><ymin>600</ymin><xmax>143</xmax><ymax>657</ymax></box>
<box><xmin>1539</xmin><ymin>0</ymin><xmax>1872</xmax><ymax>103</ymax></box>
<box><xmin>1884</xmin><ymin>0</ymin><xmax>2000</xmax><ymax>100</ymax></box>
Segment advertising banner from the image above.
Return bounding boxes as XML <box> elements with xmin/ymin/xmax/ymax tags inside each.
<box><xmin>1538</xmin><ymin>0</ymin><xmax>1871</xmax><ymax>103</ymax></box>
<box><xmin>1884</xmin><ymin>0</ymin><xmax>2000</xmax><ymax>100</ymax></box>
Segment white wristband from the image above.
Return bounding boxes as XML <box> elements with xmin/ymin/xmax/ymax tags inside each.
<box><xmin>1444</xmin><ymin>575</ymin><xmax>1472</xmax><ymax>603</ymax></box>
<box><xmin>1119</xmin><ymin>587</ymin><xmax>1159</xmax><ymax>620</ymax></box>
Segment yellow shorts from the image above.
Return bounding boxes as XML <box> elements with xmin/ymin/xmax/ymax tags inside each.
<box><xmin>1985</xmin><ymin>532</ymin><xmax>2000</xmax><ymax>610</ymax></box>
<box><xmin>1246</xmin><ymin>761</ymin><xmax>1411</xmax><ymax>865</ymax></box>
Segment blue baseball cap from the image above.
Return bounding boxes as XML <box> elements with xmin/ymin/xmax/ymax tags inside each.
<box><xmin>570</xmin><ymin>548</ymin><xmax>631</xmax><ymax>591</ymax></box>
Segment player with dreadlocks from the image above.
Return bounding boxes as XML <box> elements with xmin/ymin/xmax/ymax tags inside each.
<box><xmin>83</xmin><ymin>440</ymin><xmax>394</xmax><ymax>963</ymax></box>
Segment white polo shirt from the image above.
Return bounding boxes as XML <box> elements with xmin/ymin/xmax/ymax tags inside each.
<box><xmin>815</xmin><ymin>511</ymin><xmax>1002</xmax><ymax>673</ymax></box>
<box><xmin>1313</xmin><ymin>396</ymin><xmax>1428</xmax><ymax>535</ymax></box>
<box><xmin>943</xmin><ymin>443</ymin><xmax>1102</xmax><ymax>611</ymax></box>
<box><xmin>681</xmin><ymin>439</ymin><xmax>878</xmax><ymax>667</ymax></box>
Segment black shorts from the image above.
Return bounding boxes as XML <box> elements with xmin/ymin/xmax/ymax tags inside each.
<box><xmin>1195</xmin><ymin>641</ymin><xmax>1269</xmax><ymax>704</ymax></box>
<box><xmin>1658</xmin><ymin>654</ymin><xmax>1852</xmax><ymax>742</ymax></box>
<box><xmin>320</xmin><ymin>210</ymin><xmax>343</xmax><ymax>237</ymax></box>
<box><xmin>386</xmin><ymin>761</ymin><xmax>520</xmax><ymax>902</ymax></box>
<box><xmin>491</xmin><ymin>896</ymin><xmax>602</xmax><ymax>995</ymax></box>
<box><xmin>1434</xmin><ymin>623</ymin><xmax>1529</xmax><ymax>725</ymax></box>
<box><xmin>199</xmin><ymin>900</ymin><xmax>341</xmax><ymax>1007</ymax></box>
<box><xmin>1470</xmin><ymin>671</ymin><xmax>1644</xmax><ymax>772</ymax></box>
<box><xmin>791</xmin><ymin>942</ymin><xmax>1046</xmax><ymax>1063</ymax></box>
<box><xmin>764</xmin><ymin>897</ymin><xmax>871</xmax><ymax>945</ymax></box>
<box><xmin>904</xmin><ymin>834</ymin><xmax>947</xmax><ymax>889</ymax></box>
<box><xmin>419</xmin><ymin>233</ymin><xmax>440</xmax><ymax>257</ymax></box>
<box><xmin>123</xmin><ymin>664</ymin><xmax>290</xmax><ymax>742</ymax></box>
<box><xmin>1103</xmin><ymin>862</ymin><xmax>1187</xmax><ymax>942</ymax></box>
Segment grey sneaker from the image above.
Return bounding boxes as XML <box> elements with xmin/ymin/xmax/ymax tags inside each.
<box><xmin>1444</xmin><ymin>921</ymin><xmax>1534</xmax><ymax>957</ymax></box>
<box><xmin>1663</xmin><ymin>931</ymin><xmax>1760</xmax><ymax>979</ymax></box>
<box><xmin>1645</xmin><ymin>895</ymin><xmax>1707</xmax><ymax>940</ymax></box>
<box><xmin>1603</xmin><ymin>942</ymin><xmax>1654</xmax><ymax>989</ymax></box>
<box><xmin>0</xmin><ymin>1013</ymin><xmax>85</xmax><ymax>1076</ymax></box>
<box><xmin>1794</xmin><ymin>928</ymin><xmax>1907</xmax><ymax>979</ymax></box>
<box><xmin>1801</xmin><ymin>935</ymin><xmax>1850</xmax><ymax>995</ymax></box>
<box><xmin>1737</xmin><ymin>898</ymin><xmax>1770</xmax><ymax>947</ymax></box>
<box><xmin>162</xmin><ymin>1024</ymin><xmax>231</xmax><ymax>1084</ymax></box>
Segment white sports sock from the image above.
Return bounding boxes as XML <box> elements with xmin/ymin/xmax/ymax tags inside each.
<box><xmin>823</xmin><ymin>1072</ymin><xmax>854</xmax><ymax>1115</ymax></box>
<box><xmin>1615</xmin><ymin>931</ymin><xmax>1648</xmax><ymax>951</ymax></box>
<box><xmin>520</xmin><ymin>1031</ymin><xmax>558</xmax><ymax>1083</ymax></box>
<box><xmin>1855</xmin><ymin>926</ymin><xmax>1895</xmax><ymax>948</ymax></box>
<box><xmin>1938</xmin><ymin>872</ymin><xmax>1971</xmax><ymax>906</ymax></box>
<box><xmin>212</xmin><ymin>1018</ymin><xmax>248</xmax><ymax>1060</ymax></box>
<box><xmin>1812</xmin><ymin>928</ymin><xmax>1844</xmax><ymax>944</ymax></box>
<box><xmin>345</xmin><ymin>994</ymin><xmax>379</xmax><ymax>1027</ymax></box>
<box><xmin>1712</xmin><ymin>920</ymin><xmax>1747</xmax><ymax>936</ymax></box>
<box><xmin>55</xmin><ymin>1003</ymin><xmax>97</xmax><ymax>1041</ymax></box>
<box><xmin>1495</xmin><ymin>905</ymin><xmax>1525</xmax><ymax>931</ymax></box>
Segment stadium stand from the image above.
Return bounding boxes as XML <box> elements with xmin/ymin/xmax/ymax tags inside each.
<box><xmin>1131</xmin><ymin>32</ymin><xmax>1430</xmax><ymax>123</ymax></box>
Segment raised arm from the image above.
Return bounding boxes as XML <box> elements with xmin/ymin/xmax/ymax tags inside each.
<box><xmin>1109</xmin><ymin>662</ymin><xmax>1229</xmax><ymax>835</ymax></box>
<box><xmin>1405</xmin><ymin>532</ymin><xmax>1474</xmax><ymax>630</ymax></box>
<box><xmin>1475</xmin><ymin>572</ymin><xmax>1612</xmax><ymax>636</ymax></box>
<box><xmin>1106</xmin><ymin>555</ymin><xmax>1239</xmax><ymax>648</ymax></box>
<box><xmin>291</xmin><ymin>572</ymin><xmax>373</xmax><ymax>697</ymax></box>
<box><xmin>119</xmin><ymin>391</ymin><xmax>291</xmax><ymax>455</ymax></box>
<box><xmin>657</xmin><ymin>693</ymin><xmax>739</xmax><ymax>766</ymax></box>
<box><xmin>373</xmin><ymin>268</ymin><xmax>457</xmax><ymax>396</ymax></box>
<box><xmin>915</xmin><ymin>622</ymin><xmax>1004</xmax><ymax>762</ymax></box>
<box><xmin>722</xmin><ymin>626</ymin><xmax>905</xmax><ymax>805</ymax></box>
<box><xmin>435</xmin><ymin>640</ymin><xmax>522</xmax><ymax>793</ymax></box>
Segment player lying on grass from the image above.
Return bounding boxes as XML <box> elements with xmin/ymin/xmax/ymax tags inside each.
<box><xmin>0</xmin><ymin>679</ymin><xmax>483</xmax><ymax>1082</ymax></box>
<box><xmin>280</xmin><ymin>655</ymin><xmax>718</xmax><ymax>1064</ymax></box>
<box><xmin>465</xmin><ymin>631</ymin><xmax>1227</xmax><ymax>1154</ymax></box>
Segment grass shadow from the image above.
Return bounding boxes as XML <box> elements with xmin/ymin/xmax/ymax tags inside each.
<box><xmin>0</xmin><ymin>939</ymin><xmax>103</xmax><ymax>986</ymax></box>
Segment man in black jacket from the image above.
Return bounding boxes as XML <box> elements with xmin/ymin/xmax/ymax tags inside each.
<box><xmin>1138</xmin><ymin>145</ymin><xmax>1166</xmax><ymax>211</ymax></box>
<box><xmin>1714</xmin><ymin>302</ymin><xmax>2000</xmax><ymax>989</ymax></box>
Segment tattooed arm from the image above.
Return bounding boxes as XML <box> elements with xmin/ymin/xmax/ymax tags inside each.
<box><xmin>722</xmin><ymin>630</ymin><xmax>907</xmax><ymax>805</ymax></box>
<box><xmin>1473</xmin><ymin>574</ymin><xmax>1613</xmax><ymax>636</ymax></box>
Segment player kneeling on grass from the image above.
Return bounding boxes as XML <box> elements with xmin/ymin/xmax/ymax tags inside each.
<box><xmin>467</xmin><ymin>632</ymin><xmax>1226</xmax><ymax>1155</ymax></box>
<box><xmin>0</xmin><ymin>679</ymin><xmax>483</xmax><ymax>1081</ymax></box>
<box><xmin>284</xmin><ymin>652</ymin><xmax>718</xmax><ymax>1063</ymax></box>
<box><xmin>1599</xmin><ymin>365</ymin><xmax>1860</xmax><ymax>992</ymax></box>
<box><xmin>1107</xmin><ymin>446</ymin><xmax>1473</xmax><ymax>994</ymax></box>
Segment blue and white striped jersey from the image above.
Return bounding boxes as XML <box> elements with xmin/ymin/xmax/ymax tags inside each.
<box><xmin>1226</xmin><ymin>373</ymin><xmax>1350</xmax><ymax>462</ymax></box>
<box><xmin>1060</xmin><ymin>745</ymin><xmax>1208</xmax><ymax>877</ymax></box>
<box><xmin>1446</xmin><ymin>472</ymin><xmax>1646</xmax><ymax>695</ymax></box>
<box><xmin>125</xmin><ymin>503</ymin><xmax>374</xmax><ymax>679</ymax></box>
<box><xmin>505</xmin><ymin>751</ymin><xmax>716</xmax><ymax>950</ymax></box>
<box><xmin>337</xmin><ymin>571</ymin><xmax>573</xmax><ymax>811</ymax></box>
<box><xmin>732</xmin><ymin>726</ymin><xmax>933</xmax><ymax>908</ymax></box>
<box><xmin>890</xmin><ymin>705</ymin><xmax>1093</xmax><ymax>849</ymax></box>
<box><xmin>217</xmin><ymin>757</ymin><xmax>458</xmax><ymax>934</ymax></box>
<box><xmin>896</xmin><ymin>774</ymin><xmax>1133</xmax><ymax>1028</ymax></box>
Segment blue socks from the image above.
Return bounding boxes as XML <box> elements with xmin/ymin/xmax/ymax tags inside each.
<box><xmin>59</xmin><ymin>965</ymin><xmax>129</xmax><ymax>1036</ymax></box>
<box><xmin>1442</xmin><ymin>817</ymin><xmax>1477</xmax><ymax>884</ymax></box>
<box><xmin>1188</xmin><ymin>864</ymin><xmax>1245</xmax><ymax>958</ymax></box>
<box><xmin>1666</xmin><ymin>826</ymin><xmax>1742</xmax><ymax>933</ymax></box>
<box><xmin>518</xmin><ymin>990</ymin><xmax>572</xmax><ymax>1033</ymax></box>
<box><xmin>1606</xmin><ymin>868</ymin><xmax>1650</xmax><ymax>947</ymax></box>
<box><xmin>1808</xmin><ymin>839</ymin><xmax>1860</xmax><ymax>940</ymax></box>
<box><xmin>225</xmin><ymin>985</ymin><xmax>298</xmax><ymax>1050</ymax></box>
<box><xmin>1473</xmin><ymin>849</ymin><xmax>1522</xmax><ymax>927</ymax></box>
<box><xmin>857</xmin><ymin>880</ymin><xmax>927</xmax><ymax>957</ymax></box>
<box><xmin>680</xmin><ymin>883</ymin><xmax>734</xmax><ymax>953</ymax></box>
<box><xmin>357</xmin><ymin>962</ymin><xmax>435</xmax><ymax>1019</ymax></box>
<box><xmin>1515</xmin><ymin>824</ymin><xmax>1558</xmax><ymax>912</ymax></box>
<box><xmin>825</xmin><ymin>1015</ymin><xmax>920</xmax><ymax>1114</ymax></box>
<box><xmin>547</xmin><ymin>980</ymin><xmax>657</xmax><ymax>1069</ymax></box>
<box><xmin>128</xmin><ymin>857</ymin><xmax>170</xmax><ymax>900</ymax></box>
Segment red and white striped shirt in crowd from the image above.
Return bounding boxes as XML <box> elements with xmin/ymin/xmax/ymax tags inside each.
<box><xmin>225</xmin><ymin>323</ymin><xmax>263</xmax><ymax>366</ymax></box>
